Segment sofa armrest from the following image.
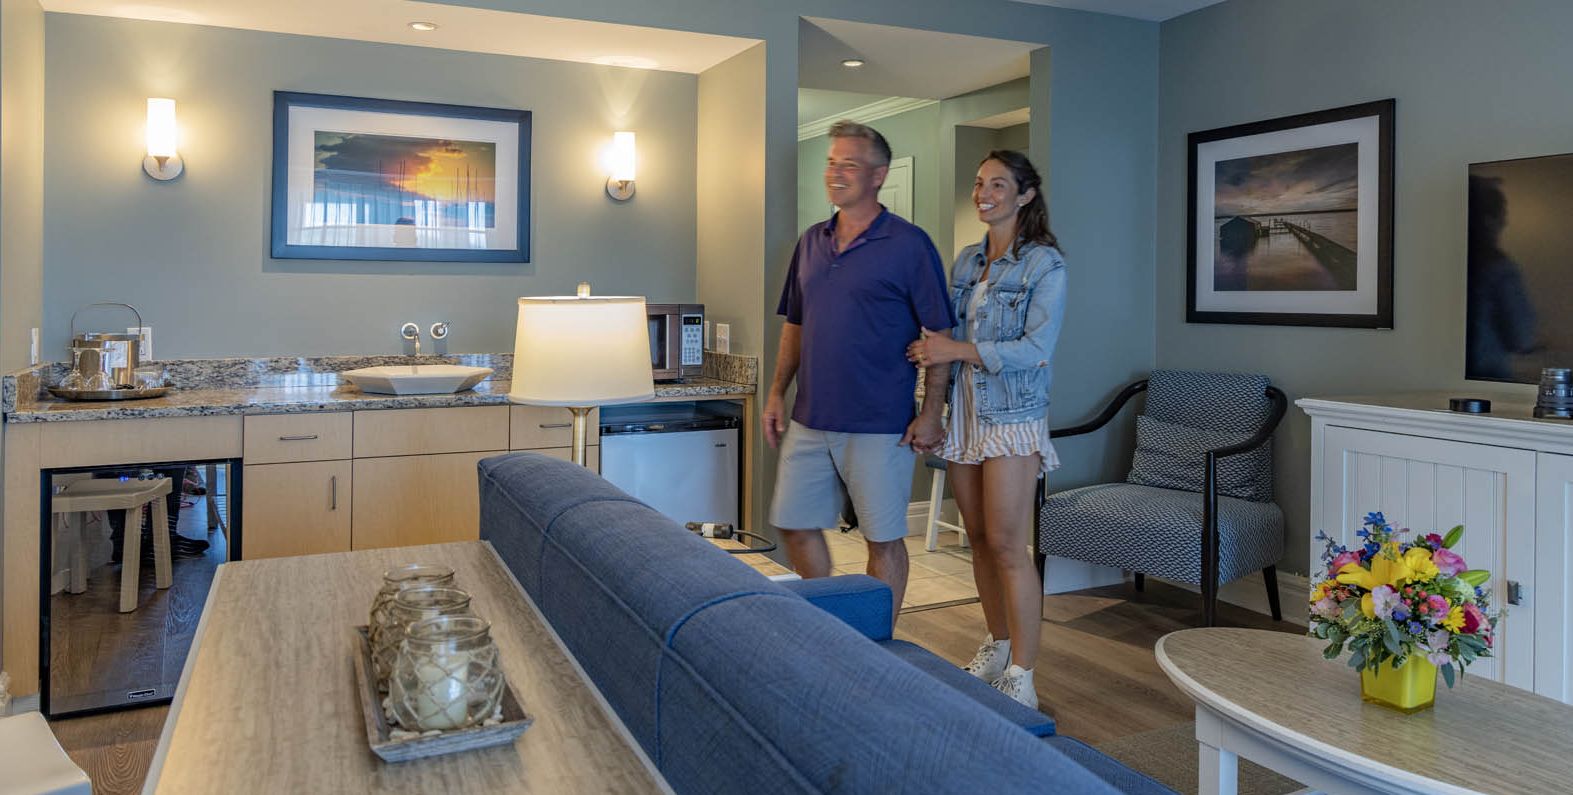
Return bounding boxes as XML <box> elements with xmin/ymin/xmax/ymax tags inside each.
<box><xmin>781</xmin><ymin>575</ymin><xmax>892</xmax><ymax>641</ymax></box>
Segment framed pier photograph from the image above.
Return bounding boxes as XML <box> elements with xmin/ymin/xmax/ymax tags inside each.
<box><xmin>1187</xmin><ymin>99</ymin><xmax>1393</xmax><ymax>327</ymax></box>
<box><xmin>271</xmin><ymin>92</ymin><xmax>532</xmax><ymax>263</ymax></box>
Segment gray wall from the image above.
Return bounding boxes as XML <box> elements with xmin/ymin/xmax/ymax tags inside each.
<box><xmin>2</xmin><ymin>0</ymin><xmax>44</xmax><ymax>372</ymax></box>
<box><xmin>42</xmin><ymin>14</ymin><xmax>699</xmax><ymax>358</ymax></box>
<box><xmin>1157</xmin><ymin>0</ymin><xmax>1568</xmax><ymax>574</ymax></box>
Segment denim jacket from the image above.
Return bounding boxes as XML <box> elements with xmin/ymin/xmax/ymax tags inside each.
<box><xmin>947</xmin><ymin>238</ymin><xmax>1067</xmax><ymax>424</ymax></box>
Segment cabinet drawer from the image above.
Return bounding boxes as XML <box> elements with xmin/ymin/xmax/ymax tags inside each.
<box><xmin>241</xmin><ymin>461</ymin><xmax>351</xmax><ymax>559</ymax></box>
<box><xmin>353</xmin><ymin>406</ymin><xmax>509</xmax><ymax>458</ymax></box>
<box><xmin>244</xmin><ymin>413</ymin><xmax>352</xmax><ymax>464</ymax></box>
<box><xmin>510</xmin><ymin>406</ymin><xmax>599</xmax><ymax>450</ymax></box>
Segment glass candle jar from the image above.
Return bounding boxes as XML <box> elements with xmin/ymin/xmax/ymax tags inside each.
<box><xmin>389</xmin><ymin>615</ymin><xmax>506</xmax><ymax>732</ymax></box>
<box><xmin>373</xmin><ymin>585</ymin><xmax>472</xmax><ymax>690</ymax></box>
<box><xmin>368</xmin><ymin>564</ymin><xmax>456</xmax><ymax>656</ymax></box>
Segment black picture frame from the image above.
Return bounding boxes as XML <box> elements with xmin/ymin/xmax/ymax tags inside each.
<box><xmin>270</xmin><ymin>91</ymin><xmax>531</xmax><ymax>263</ymax></box>
<box><xmin>1186</xmin><ymin>99</ymin><xmax>1394</xmax><ymax>328</ymax></box>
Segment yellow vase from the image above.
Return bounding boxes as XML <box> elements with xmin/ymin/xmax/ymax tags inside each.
<box><xmin>1360</xmin><ymin>656</ymin><xmax>1438</xmax><ymax>712</ymax></box>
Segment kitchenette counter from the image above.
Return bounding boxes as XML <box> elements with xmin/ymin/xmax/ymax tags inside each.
<box><xmin>2</xmin><ymin>352</ymin><xmax>757</xmax><ymax>423</ymax></box>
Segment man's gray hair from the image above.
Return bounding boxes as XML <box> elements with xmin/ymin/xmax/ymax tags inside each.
<box><xmin>828</xmin><ymin>120</ymin><xmax>892</xmax><ymax>167</ymax></box>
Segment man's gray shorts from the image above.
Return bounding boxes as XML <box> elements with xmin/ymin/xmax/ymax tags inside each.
<box><xmin>769</xmin><ymin>421</ymin><xmax>916</xmax><ymax>543</ymax></box>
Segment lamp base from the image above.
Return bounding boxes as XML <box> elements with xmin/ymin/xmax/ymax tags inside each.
<box><xmin>569</xmin><ymin>406</ymin><xmax>594</xmax><ymax>467</ymax></box>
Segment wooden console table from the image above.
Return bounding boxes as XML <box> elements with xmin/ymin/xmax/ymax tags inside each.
<box><xmin>1156</xmin><ymin>627</ymin><xmax>1573</xmax><ymax>795</ymax></box>
<box><xmin>144</xmin><ymin>541</ymin><xmax>670</xmax><ymax>793</ymax></box>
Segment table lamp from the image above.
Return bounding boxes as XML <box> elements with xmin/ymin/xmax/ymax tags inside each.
<box><xmin>509</xmin><ymin>282</ymin><xmax>654</xmax><ymax>466</ymax></box>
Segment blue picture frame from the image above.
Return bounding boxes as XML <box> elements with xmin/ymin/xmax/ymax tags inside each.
<box><xmin>270</xmin><ymin>91</ymin><xmax>531</xmax><ymax>263</ymax></box>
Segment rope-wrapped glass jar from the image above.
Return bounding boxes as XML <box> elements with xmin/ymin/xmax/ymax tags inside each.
<box><xmin>367</xmin><ymin>564</ymin><xmax>456</xmax><ymax>657</ymax></box>
<box><xmin>389</xmin><ymin>615</ymin><xmax>506</xmax><ymax>731</ymax></box>
<box><xmin>373</xmin><ymin>585</ymin><xmax>472</xmax><ymax>690</ymax></box>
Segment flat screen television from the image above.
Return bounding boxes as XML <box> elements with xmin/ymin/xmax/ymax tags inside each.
<box><xmin>1467</xmin><ymin>153</ymin><xmax>1573</xmax><ymax>383</ymax></box>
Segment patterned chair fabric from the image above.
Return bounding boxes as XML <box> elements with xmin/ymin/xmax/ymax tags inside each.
<box><xmin>1041</xmin><ymin>484</ymin><xmax>1283</xmax><ymax>585</ymax></box>
<box><xmin>1038</xmin><ymin>369</ymin><xmax>1284</xmax><ymax>590</ymax></box>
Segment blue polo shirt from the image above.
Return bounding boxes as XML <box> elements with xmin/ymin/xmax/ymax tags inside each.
<box><xmin>778</xmin><ymin>208</ymin><xmax>957</xmax><ymax>434</ymax></box>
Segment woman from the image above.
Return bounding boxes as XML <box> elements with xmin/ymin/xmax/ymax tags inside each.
<box><xmin>906</xmin><ymin>150</ymin><xmax>1065</xmax><ymax>709</ymax></box>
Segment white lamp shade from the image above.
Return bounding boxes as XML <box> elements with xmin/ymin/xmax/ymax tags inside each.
<box><xmin>607</xmin><ymin>131</ymin><xmax>636</xmax><ymax>182</ymax></box>
<box><xmin>146</xmin><ymin>98</ymin><xmax>178</xmax><ymax>158</ymax></box>
<box><xmin>509</xmin><ymin>295</ymin><xmax>654</xmax><ymax>406</ymax></box>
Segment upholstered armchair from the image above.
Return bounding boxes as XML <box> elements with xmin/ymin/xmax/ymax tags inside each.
<box><xmin>1036</xmin><ymin>370</ymin><xmax>1287</xmax><ymax>626</ymax></box>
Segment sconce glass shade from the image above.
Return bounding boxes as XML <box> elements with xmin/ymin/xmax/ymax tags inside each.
<box><xmin>144</xmin><ymin>98</ymin><xmax>183</xmax><ymax>180</ymax></box>
<box><xmin>605</xmin><ymin>131</ymin><xmax>636</xmax><ymax>200</ymax></box>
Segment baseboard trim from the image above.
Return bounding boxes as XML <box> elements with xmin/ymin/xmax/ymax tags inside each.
<box><xmin>1156</xmin><ymin>570</ymin><xmax>1310</xmax><ymax>626</ymax></box>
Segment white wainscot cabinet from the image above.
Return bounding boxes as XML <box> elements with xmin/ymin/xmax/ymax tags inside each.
<box><xmin>1301</xmin><ymin>394</ymin><xmax>1573</xmax><ymax>702</ymax></box>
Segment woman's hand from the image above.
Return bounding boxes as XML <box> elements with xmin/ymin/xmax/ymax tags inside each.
<box><xmin>907</xmin><ymin>328</ymin><xmax>961</xmax><ymax>367</ymax></box>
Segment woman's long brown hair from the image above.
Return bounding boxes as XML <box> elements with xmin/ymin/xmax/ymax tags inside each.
<box><xmin>984</xmin><ymin>149</ymin><xmax>1059</xmax><ymax>256</ymax></box>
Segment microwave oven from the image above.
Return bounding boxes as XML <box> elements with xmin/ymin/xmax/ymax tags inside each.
<box><xmin>648</xmin><ymin>303</ymin><xmax>704</xmax><ymax>381</ymax></box>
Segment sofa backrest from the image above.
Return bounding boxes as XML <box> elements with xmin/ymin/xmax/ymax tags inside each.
<box><xmin>479</xmin><ymin>453</ymin><xmax>1119</xmax><ymax>794</ymax></box>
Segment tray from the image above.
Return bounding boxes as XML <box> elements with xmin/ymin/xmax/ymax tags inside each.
<box><xmin>47</xmin><ymin>385</ymin><xmax>170</xmax><ymax>401</ymax></box>
<box><xmin>352</xmin><ymin>626</ymin><xmax>532</xmax><ymax>763</ymax></box>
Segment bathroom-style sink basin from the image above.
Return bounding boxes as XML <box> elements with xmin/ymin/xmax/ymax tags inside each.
<box><xmin>340</xmin><ymin>365</ymin><xmax>494</xmax><ymax>395</ymax></box>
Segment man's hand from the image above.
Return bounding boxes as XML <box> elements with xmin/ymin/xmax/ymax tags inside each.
<box><xmin>900</xmin><ymin>411</ymin><xmax>945</xmax><ymax>453</ymax></box>
<box><xmin>763</xmin><ymin>392</ymin><xmax>789</xmax><ymax>448</ymax></box>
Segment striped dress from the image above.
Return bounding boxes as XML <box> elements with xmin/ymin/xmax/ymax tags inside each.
<box><xmin>938</xmin><ymin>278</ymin><xmax>1060</xmax><ymax>473</ymax></box>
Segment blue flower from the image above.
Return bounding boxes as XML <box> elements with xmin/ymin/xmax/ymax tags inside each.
<box><xmin>1392</xmin><ymin>609</ymin><xmax>1409</xmax><ymax>622</ymax></box>
<box><xmin>1356</xmin><ymin>528</ymin><xmax>1370</xmax><ymax>538</ymax></box>
<box><xmin>1364</xmin><ymin>542</ymin><xmax>1381</xmax><ymax>556</ymax></box>
<box><xmin>1364</xmin><ymin>511</ymin><xmax>1386</xmax><ymax>527</ymax></box>
<box><xmin>1475</xmin><ymin>586</ymin><xmax>1484</xmax><ymax>596</ymax></box>
<box><xmin>1408</xmin><ymin>621</ymin><xmax>1425</xmax><ymax>634</ymax></box>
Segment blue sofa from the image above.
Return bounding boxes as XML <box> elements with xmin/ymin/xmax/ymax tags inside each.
<box><xmin>479</xmin><ymin>452</ymin><xmax>1173</xmax><ymax>794</ymax></box>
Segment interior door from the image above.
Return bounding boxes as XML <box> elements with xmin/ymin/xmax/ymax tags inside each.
<box><xmin>879</xmin><ymin>156</ymin><xmax>914</xmax><ymax>220</ymax></box>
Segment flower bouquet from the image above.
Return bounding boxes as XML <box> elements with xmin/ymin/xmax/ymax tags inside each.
<box><xmin>1310</xmin><ymin>512</ymin><xmax>1498</xmax><ymax>711</ymax></box>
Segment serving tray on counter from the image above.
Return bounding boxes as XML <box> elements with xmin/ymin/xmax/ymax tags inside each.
<box><xmin>351</xmin><ymin>626</ymin><xmax>532</xmax><ymax>763</ymax></box>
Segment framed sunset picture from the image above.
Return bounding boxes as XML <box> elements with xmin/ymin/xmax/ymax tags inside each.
<box><xmin>1187</xmin><ymin>99</ymin><xmax>1393</xmax><ymax>327</ymax></box>
<box><xmin>271</xmin><ymin>92</ymin><xmax>531</xmax><ymax>262</ymax></box>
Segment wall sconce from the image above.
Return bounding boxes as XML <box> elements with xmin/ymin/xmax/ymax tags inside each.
<box><xmin>143</xmin><ymin>98</ymin><xmax>183</xmax><ymax>181</ymax></box>
<box><xmin>605</xmin><ymin>131</ymin><xmax>635</xmax><ymax>200</ymax></box>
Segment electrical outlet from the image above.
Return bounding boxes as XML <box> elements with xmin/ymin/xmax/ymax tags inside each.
<box><xmin>704</xmin><ymin>320</ymin><xmax>714</xmax><ymax>351</ymax></box>
<box><xmin>127</xmin><ymin>326</ymin><xmax>153</xmax><ymax>360</ymax></box>
<box><xmin>30</xmin><ymin>328</ymin><xmax>40</xmax><ymax>365</ymax></box>
<box><xmin>715</xmin><ymin>323</ymin><xmax>731</xmax><ymax>355</ymax></box>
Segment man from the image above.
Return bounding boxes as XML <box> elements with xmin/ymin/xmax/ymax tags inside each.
<box><xmin>764</xmin><ymin>120</ymin><xmax>956</xmax><ymax>617</ymax></box>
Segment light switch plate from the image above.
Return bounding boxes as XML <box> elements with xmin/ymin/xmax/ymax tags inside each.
<box><xmin>715</xmin><ymin>323</ymin><xmax>730</xmax><ymax>355</ymax></box>
<box><xmin>704</xmin><ymin>320</ymin><xmax>713</xmax><ymax>350</ymax></box>
<box><xmin>128</xmin><ymin>326</ymin><xmax>153</xmax><ymax>361</ymax></box>
<box><xmin>30</xmin><ymin>328</ymin><xmax>40</xmax><ymax>365</ymax></box>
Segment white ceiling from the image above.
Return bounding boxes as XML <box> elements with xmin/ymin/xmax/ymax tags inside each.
<box><xmin>799</xmin><ymin>17</ymin><xmax>1036</xmax><ymax>100</ymax></box>
<box><xmin>39</xmin><ymin>0</ymin><xmax>761</xmax><ymax>74</ymax></box>
<box><xmin>797</xmin><ymin>89</ymin><xmax>895</xmax><ymax>123</ymax></box>
<box><xmin>1007</xmin><ymin>0</ymin><xmax>1225</xmax><ymax>22</ymax></box>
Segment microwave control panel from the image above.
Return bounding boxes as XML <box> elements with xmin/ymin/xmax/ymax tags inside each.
<box><xmin>681</xmin><ymin>314</ymin><xmax>704</xmax><ymax>366</ymax></box>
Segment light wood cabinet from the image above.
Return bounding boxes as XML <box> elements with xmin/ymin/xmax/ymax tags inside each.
<box><xmin>350</xmin><ymin>451</ymin><xmax>501</xmax><ymax>550</ymax></box>
<box><xmin>509</xmin><ymin>405</ymin><xmax>599</xmax><ymax>450</ymax></box>
<box><xmin>241</xmin><ymin>461</ymin><xmax>351</xmax><ymax>559</ymax></box>
<box><xmin>353</xmin><ymin>406</ymin><xmax>508</xmax><ymax>458</ymax></box>
<box><xmin>243</xmin><ymin>412</ymin><xmax>352</xmax><ymax>464</ymax></box>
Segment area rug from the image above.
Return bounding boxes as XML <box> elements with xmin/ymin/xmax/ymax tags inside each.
<box><xmin>1094</xmin><ymin>723</ymin><xmax>1302</xmax><ymax>795</ymax></box>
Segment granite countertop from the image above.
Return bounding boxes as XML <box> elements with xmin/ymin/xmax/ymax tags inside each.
<box><xmin>3</xmin><ymin>352</ymin><xmax>757</xmax><ymax>423</ymax></box>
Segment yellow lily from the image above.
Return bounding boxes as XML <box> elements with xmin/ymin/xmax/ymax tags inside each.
<box><xmin>1336</xmin><ymin>543</ymin><xmax>1414</xmax><ymax>590</ymax></box>
<box><xmin>1359</xmin><ymin>592</ymin><xmax>1375</xmax><ymax>619</ymax></box>
<box><xmin>1310</xmin><ymin>579</ymin><xmax>1337</xmax><ymax>602</ymax></box>
<box><xmin>1402</xmin><ymin>547</ymin><xmax>1439</xmax><ymax>583</ymax></box>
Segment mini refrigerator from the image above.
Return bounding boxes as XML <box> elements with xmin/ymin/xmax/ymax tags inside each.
<box><xmin>600</xmin><ymin>402</ymin><xmax>740</xmax><ymax>528</ymax></box>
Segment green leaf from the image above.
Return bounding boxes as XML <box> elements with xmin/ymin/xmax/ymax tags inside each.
<box><xmin>1349</xmin><ymin>649</ymin><xmax>1366</xmax><ymax>670</ymax></box>
<box><xmin>1460</xmin><ymin>570</ymin><xmax>1491</xmax><ymax>587</ymax></box>
<box><xmin>1442</xmin><ymin>525</ymin><xmax>1464</xmax><ymax>549</ymax></box>
<box><xmin>1441</xmin><ymin>663</ymin><xmax>1456</xmax><ymax>688</ymax></box>
<box><xmin>1323</xmin><ymin>640</ymin><xmax>1345</xmax><ymax>660</ymax></box>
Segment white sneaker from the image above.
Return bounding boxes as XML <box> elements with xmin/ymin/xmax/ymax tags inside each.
<box><xmin>991</xmin><ymin>664</ymin><xmax>1038</xmax><ymax>710</ymax></box>
<box><xmin>962</xmin><ymin>634</ymin><xmax>1010</xmax><ymax>682</ymax></box>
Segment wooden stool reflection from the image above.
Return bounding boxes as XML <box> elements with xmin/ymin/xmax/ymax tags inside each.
<box><xmin>922</xmin><ymin>456</ymin><xmax>968</xmax><ymax>551</ymax></box>
<box><xmin>52</xmin><ymin>477</ymin><xmax>173</xmax><ymax>612</ymax></box>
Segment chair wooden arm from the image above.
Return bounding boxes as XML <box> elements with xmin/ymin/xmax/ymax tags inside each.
<box><xmin>1049</xmin><ymin>379</ymin><xmax>1148</xmax><ymax>439</ymax></box>
<box><xmin>1199</xmin><ymin>385</ymin><xmax>1287</xmax><ymax>626</ymax></box>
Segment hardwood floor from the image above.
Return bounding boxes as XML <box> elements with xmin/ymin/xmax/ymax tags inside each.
<box><xmin>47</xmin><ymin>572</ymin><xmax>1296</xmax><ymax>795</ymax></box>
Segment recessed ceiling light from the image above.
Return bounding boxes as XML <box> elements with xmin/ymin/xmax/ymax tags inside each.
<box><xmin>408</xmin><ymin>21</ymin><xmax>438</xmax><ymax>32</ymax></box>
<box><xmin>841</xmin><ymin>58</ymin><xmax>865</xmax><ymax>68</ymax></box>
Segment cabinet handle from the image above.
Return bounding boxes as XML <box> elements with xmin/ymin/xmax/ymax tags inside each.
<box><xmin>279</xmin><ymin>434</ymin><xmax>319</xmax><ymax>441</ymax></box>
<box><xmin>331</xmin><ymin>475</ymin><xmax>338</xmax><ymax>511</ymax></box>
<box><xmin>539</xmin><ymin>423</ymin><xmax>571</xmax><ymax>429</ymax></box>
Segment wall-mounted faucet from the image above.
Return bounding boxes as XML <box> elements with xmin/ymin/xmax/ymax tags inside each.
<box><xmin>400</xmin><ymin>322</ymin><xmax>421</xmax><ymax>357</ymax></box>
<box><xmin>429</xmin><ymin>322</ymin><xmax>449</xmax><ymax>341</ymax></box>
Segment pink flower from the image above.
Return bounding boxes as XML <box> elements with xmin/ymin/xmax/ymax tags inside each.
<box><xmin>1425</xmin><ymin>594</ymin><xmax>1449</xmax><ymax>617</ymax></box>
<box><xmin>1462</xmin><ymin>603</ymin><xmax>1487</xmax><ymax>634</ymax></box>
<box><xmin>1312</xmin><ymin>597</ymin><xmax>1340</xmax><ymax>620</ymax></box>
<box><xmin>1329</xmin><ymin>550</ymin><xmax>1361</xmax><ymax>572</ymax></box>
<box><xmin>1432</xmin><ymin>547</ymin><xmax>1467</xmax><ymax>576</ymax></box>
<box><xmin>1425</xmin><ymin>532</ymin><xmax>1446</xmax><ymax>549</ymax></box>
